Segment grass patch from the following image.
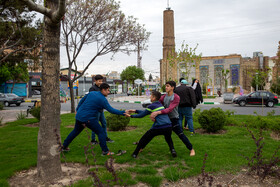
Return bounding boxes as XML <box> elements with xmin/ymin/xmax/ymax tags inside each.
<box><xmin>0</xmin><ymin>113</ymin><xmax>279</xmax><ymax>186</ymax></box>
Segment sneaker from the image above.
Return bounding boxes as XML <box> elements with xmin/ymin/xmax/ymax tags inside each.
<box><xmin>171</xmin><ymin>149</ymin><xmax>177</xmax><ymax>158</ymax></box>
<box><xmin>106</xmin><ymin>137</ymin><xmax>114</xmax><ymax>143</ymax></box>
<box><xmin>102</xmin><ymin>151</ymin><xmax>114</xmax><ymax>156</ymax></box>
<box><xmin>61</xmin><ymin>147</ymin><xmax>70</xmax><ymax>152</ymax></box>
<box><xmin>131</xmin><ymin>154</ymin><xmax>137</xmax><ymax>158</ymax></box>
<box><xmin>91</xmin><ymin>140</ymin><xmax>99</xmax><ymax>145</ymax></box>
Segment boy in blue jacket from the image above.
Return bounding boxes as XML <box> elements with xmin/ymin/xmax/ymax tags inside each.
<box><xmin>62</xmin><ymin>83</ymin><xmax>129</xmax><ymax>156</ymax></box>
<box><xmin>129</xmin><ymin>91</ymin><xmax>177</xmax><ymax>158</ymax></box>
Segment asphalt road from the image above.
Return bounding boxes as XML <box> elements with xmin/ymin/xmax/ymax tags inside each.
<box><xmin>3</xmin><ymin>99</ymin><xmax>279</xmax><ymax>116</ymax></box>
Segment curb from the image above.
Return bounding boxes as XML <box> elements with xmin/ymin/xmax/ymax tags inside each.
<box><xmin>24</xmin><ymin>100</ymin><xmax>39</xmax><ymax>102</ymax></box>
<box><xmin>113</xmin><ymin>100</ymin><xmax>221</xmax><ymax>105</ymax></box>
<box><xmin>115</xmin><ymin>100</ymin><xmax>142</xmax><ymax>104</ymax></box>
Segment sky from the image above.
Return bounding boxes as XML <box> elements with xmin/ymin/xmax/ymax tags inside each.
<box><xmin>59</xmin><ymin>0</ymin><xmax>280</xmax><ymax>79</ymax></box>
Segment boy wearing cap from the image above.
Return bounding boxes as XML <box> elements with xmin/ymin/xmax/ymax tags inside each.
<box><xmin>129</xmin><ymin>91</ymin><xmax>177</xmax><ymax>158</ymax></box>
<box><xmin>175</xmin><ymin>79</ymin><xmax>196</xmax><ymax>135</ymax></box>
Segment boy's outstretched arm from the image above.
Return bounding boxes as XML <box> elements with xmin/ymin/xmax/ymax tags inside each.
<box><xmin>130</xmin><ymin>109</ymin><xmax>151</xmax><ymax>118</ymax></box>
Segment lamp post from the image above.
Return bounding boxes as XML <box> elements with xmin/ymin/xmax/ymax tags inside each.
<box><xmin>83</xmin><ymin>72</ymin><xmax>88</xmax><ymax>95</ymax></box>
<box><xmin>256</xmin><ymin>72</ymin><xmax>258</xmax><ymax>91</ymax></box>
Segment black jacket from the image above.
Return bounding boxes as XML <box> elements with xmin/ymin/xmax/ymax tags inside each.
<box><xmin>174</xmin><ymin>85</ymin><xmax>196</xmax><ymax>108</ymax></box>
<box><xmin>89</xmin><ymin>84</ymin><xmax>100</xmax><ymax>92</ymax></box>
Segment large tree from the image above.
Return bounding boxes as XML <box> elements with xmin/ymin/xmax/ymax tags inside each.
<box><xmin>22</xmin><ymin>0</ymin><xmax>65</xmax><ymax>183</ymax></box>
<box><xmin>61</xmin><ymin>0</ymin><xmax>150</xmax><ymax>113</ymax></box>
<box><xmin>0</xmin><ymin>0</ymin><xmax>42</xmax><ymax>63</ymax></box>
<box><xmin>120</xmin><ymin>65</ymin><xmax>145</xmax><ymax>89</ymax></box>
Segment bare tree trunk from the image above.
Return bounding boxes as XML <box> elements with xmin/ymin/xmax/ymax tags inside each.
<box><xmin>37</xmin><ymin>17</ymin><xmax>62</xmax><ymax>182</ymax></box>
<box><xmin>69</xmin><ymin>80</ymin><xmax>75</xmax><ymax>113</ymax></box>
<box><xmin>11</xmin><ymin>81</ymin><xmax>15</xmax><ymax>93</ymax></box>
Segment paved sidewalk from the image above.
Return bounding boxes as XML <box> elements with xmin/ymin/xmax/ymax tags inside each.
<box><xmin>0</xmin><ymin>110</ymin><xmax>70</xmax><ymax>124</ymax></box>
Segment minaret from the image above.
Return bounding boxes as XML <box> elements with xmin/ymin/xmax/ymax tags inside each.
<box><xmin>160</xmin><ymin>6</ymin><xmax>177</xmax><ymax>85</ymax></box>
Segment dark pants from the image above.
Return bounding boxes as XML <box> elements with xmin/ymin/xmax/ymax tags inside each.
<box><xmin>133</xmin><ymin>127</ymin><xmax>174</xmax><ymax>156</ymax></box>
<box><xmin>91</xmin><ymin>111</ymin><xmax>107</xmax><ymax>141</ymax></box>
<box><xmin>170</xmin><ymin>118</ymin><xmax>193</xmax><ymax>150</ymax></box>
<box><xmin>63</xmin><ymin>119</ymin><xmax>108</xmax><ymax>152</ymax></box>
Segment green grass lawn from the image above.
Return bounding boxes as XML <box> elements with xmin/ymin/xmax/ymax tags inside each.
<box><xmin>0</xmin><ymin>113</ymin><xmax>279</xmax><ymax>186</ymax></box>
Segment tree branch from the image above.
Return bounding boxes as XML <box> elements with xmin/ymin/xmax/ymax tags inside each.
<box><xmin>22</xmin><ymin>0</ymin><xmax>52</xmax><ymax>18</ymax></box>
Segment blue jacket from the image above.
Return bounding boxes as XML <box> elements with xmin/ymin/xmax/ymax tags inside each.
<box><xmin>131</xmin><ymin>101</ymin><xmax>172</xmax><ymax>129</ymax></box>
<box><xmin>76</xmin><ymin>91</ymin><xmax>124</xmax><ymax>122</ymax></box>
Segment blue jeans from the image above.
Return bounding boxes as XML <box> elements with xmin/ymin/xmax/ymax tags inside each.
<box><xmin>170</xmin><ymin>118</ymin><xmax>193</xmax><ymax>150</ymax></box>
<box><xmin>178</xmin><ymin>107</ymin><xmax>194</xmax><ymax>133</ymax></box>
<box><xmin>91</xmin><ymin>112</ymin><xmax>107</xmax><ymax>141</ymax></box>
<box><xmin>63</xmin><ymin>119</ymin><xmax>108</xmax><ymax>152</ymax></box>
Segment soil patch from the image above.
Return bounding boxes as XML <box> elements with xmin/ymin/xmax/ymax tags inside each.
<box><xmin>195</xmin><ymin>128</ymin><xmax>227</xmax><ymax>135</ymax></box>
<box><xmin>270</xmin><ymin>132</ymin><xmax>280</xmax><ymax>141</ymax></box>
<box><xmin>166</xmin><ymin>169</ymin><xmax>280</xmax><ymax>187</ymax></box>
<box><xmin>9</xmin><ymin>162</ymin><xmax>280</xmax><ymax>187</ymax></box>
<box><xmin>9</xmin><ymin>163</ymin><xmax>89</xmax><ymax>187</ymax></box>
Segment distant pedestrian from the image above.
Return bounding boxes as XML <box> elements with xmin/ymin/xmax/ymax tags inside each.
<box><xmin>192</xmin><ymin>79</ymin><xmax>203</xmax><ymax>105</ymax></box>
<box><xmin>62</xmin><ymin>83</ymin><xmax>129</xmax><ymax>156</ymax></box>
<box><xmin>89</xmin><ymin>75</ymin><xmax>114</xmax><ymax>144</ymax></box>
<box><xmin>175</xmin><ymin>79</ymin><xmax>196</xmax><ymax>135</ymax></box>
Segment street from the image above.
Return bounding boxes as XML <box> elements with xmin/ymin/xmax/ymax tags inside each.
<box><xmin>2</xmin><ymin>95</ymin><xmax>279</xmax><ymax>118</ymax></box>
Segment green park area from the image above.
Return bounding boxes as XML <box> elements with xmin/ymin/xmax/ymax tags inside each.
<box><xmin>0</xmin><ymin>110</ymin><xmax>279</xmax><ymax>186</ymax></box>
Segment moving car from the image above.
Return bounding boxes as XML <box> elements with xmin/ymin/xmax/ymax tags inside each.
<box><xmin>232</xmin><ymin>91</ymin><xmax>278</xmax><ymax>107</ymax></box>
<box><xmin>0</xmin><ymin>93</ymin><xmax>25</xmax><ymax>107</ymax></box>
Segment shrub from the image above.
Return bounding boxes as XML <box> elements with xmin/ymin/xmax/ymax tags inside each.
<box><xmin>106</xmin><ymin>112</ymin><xmax>130</xmax><ymax>131</ymax></box>
<box><xmin>193</xmin><ymin>108</ymin><xmax>201</xmax><ymax>122</ymax></box>
<box><xmin>0</xmin><ymin>102</ymin><xmax>3</xmax><ymax>110</ymax></box>
<box><xmin>0</xmin><ymin>116</ymin><xmax>3</xmax><ymax>126</ymax></box>
<box><xmin>16</xmin><ymin>111</ymin><xmax>26</xmax><ymax>120</ymax></box>
<box><xmin>30</xmin><ymin>107</ymin><xmax>41</xmax><ymax>121</ymax></box>
<box><xmin>198</xmin><ymin>107</ymin><xmax>226</xmax><ymax>133</ymax></box>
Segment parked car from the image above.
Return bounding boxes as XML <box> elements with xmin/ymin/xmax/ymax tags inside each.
<box><xmin>232</xmin><ymin>91</ymin><xmax>278</xmax><ymax>107</ymax></box>
<box><xmin>142</xmin><ymin>99</ymin><xmax>151</xmax><ymax>108</ymax></box>
<box><xmin>0</xmin><ymin>93</ymin><xmax>25</xmax><ymax>107</ymax></box>
<box><xmin>223</xmin><ymin>92</ymin><xmax>234</xmax><ymax>104</ymax></box>
<box><xmin>33</xmin><ymin>90</ymin><xmax>41</xmax><ymax>95</ymax></box>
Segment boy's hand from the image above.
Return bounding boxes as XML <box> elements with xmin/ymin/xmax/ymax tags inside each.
<box><xmin>124</xmin><ymin>113</ymin><xmax>131</xmax><ymax>117</ymax></box>
<box><xmin>126</xmin><ymin>109</ymin><xmax>136</xmax><ymax>114</ymax></box>
<box><xmin>150</xmin><ymin>111</ymin><xmax>160</xmax><ymax>121</ymax></box>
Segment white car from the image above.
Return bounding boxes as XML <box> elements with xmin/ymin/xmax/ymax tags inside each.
<box><xmin>142</xmin><ymin>99</ymin><xmax>151</xmax><ymax>108</ymax></box>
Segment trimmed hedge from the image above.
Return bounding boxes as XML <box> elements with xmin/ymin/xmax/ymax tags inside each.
<box><xmin>106</xmin><ymin>112</ymin><xmax>130</xmax><ymax>131</ymax></box>
<box><xmin>198</xmin><ymin>107</ymin><xmax>226</xmax><ymax>133</ymax></box>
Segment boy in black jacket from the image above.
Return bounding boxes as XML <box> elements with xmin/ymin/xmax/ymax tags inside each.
<box><xmin>174</xmin><ymin>79</ymin><xmax>196</xmax><ymax>135</ymax></box>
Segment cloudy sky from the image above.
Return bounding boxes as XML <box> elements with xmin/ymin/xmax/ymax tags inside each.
<box><xmin>59</xmin><ymin>0</ymin><xmax>280</xmax><ymax>78</ymax></box>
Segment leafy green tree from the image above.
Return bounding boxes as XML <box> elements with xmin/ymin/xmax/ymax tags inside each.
<box><xmin>0</xmin><ymin>64</ymin><xmax>11</xmax><ymax>85</ymax></box>
<box><xmin>167</xmin><ymin>42</ymin><xmax>202</xmax><ymax>81</ymax></box>
<box><xmin>148</xmin><ymin>73</ymin><xmax>153</xmax><ymax>81</ymax></box>
<box><xmin>0</xmin><ymin>0</ymin><xmax>42</xmax><ymax>63</ymax></box>
<box><xmin>120</xmin><ymin>65</ymin><xmax>145</xmax><ymax>88</ymax></box>
<box><xmin>250</xmin><ymin>70</ymin><xmax>269</xmax><ymax>91</ymax></box>
<box><xmin>8</xmin><ymin>62</ymin><xmax>29</xmax><ymax>93</ymax></box>
<box><xmin>271</xmin><ymin>77</ymin><xmax>280</xmax><ymax>95</ymax></box>
<box><xmin>221</xmin><ymin>69</ymin><xmax>230</xmax><ymax>92</ymax></box>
